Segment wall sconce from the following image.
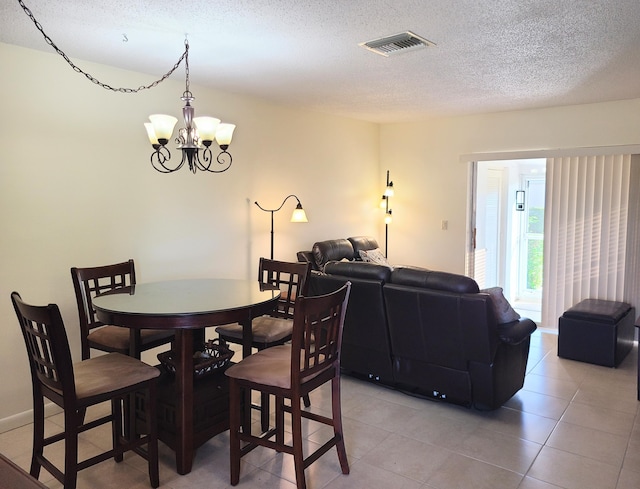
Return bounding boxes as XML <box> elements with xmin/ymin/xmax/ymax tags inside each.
<box><xmin>516</xmin><ymin>190</ymin><xmax>525</xmax><ymax>211</ymax></box>
<box><xmin>381</xmin><ymin>170</ymin><xmax>394</xmax><ymax>257</ymax></box>
<box><xmin>255</xmin><ymin>195</ymin><xmax>308</xmax><ymax>260</ymax></box>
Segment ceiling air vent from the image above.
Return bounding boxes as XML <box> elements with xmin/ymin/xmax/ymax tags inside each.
<box><xmin>359</xmin><ymin>31</ymin><xmax>435</xmax><ymax>57</ymax></box>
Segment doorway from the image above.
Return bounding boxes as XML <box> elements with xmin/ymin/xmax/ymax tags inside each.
<box><xmin>472</xmin><ymin>158</ymin><xmax>545</xmax><ymax>323</ymax></box>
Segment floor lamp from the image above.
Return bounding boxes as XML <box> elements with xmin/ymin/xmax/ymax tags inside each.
<box><xmin>255</xmin><ymin>194</ymin><xmax>308</xmax><ymax>259</ymax></box>
<box><xmin>380</xmin><ymin>171</ymin><xmax>394</xmax><ymax>258</ymax></box>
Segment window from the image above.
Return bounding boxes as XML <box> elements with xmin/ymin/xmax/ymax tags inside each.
<box><xmin>518</xmin><ymin>177</ymin><xmax>545</xmax><ymax>299</ymax></box>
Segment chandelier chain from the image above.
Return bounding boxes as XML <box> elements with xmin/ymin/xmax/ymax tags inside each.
<box><xmin>18</xmin><ymin>0</ymin><xmax>187</xmax><ymax>93</ymax></box>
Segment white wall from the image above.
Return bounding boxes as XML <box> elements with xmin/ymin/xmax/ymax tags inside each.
<box><xmin>0</xmin><ymin>43</ymin><xmax>380</xmax><ymax>427</ymax></box>
<box><xmin>380</xmin><ymin>100</ymin><xmax>640</xmax><ymax>273</ymax></box>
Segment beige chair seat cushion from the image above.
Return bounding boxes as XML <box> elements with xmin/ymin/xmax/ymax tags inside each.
<box><xmin>88</xmin><ymin>325</ymin><xmax>173</xmax><ymax>351</ymax></box>
<box><xmin>225</xmin><ymin>345</ymin><xmax>324</xmax><ymax>389</ymax></box>
<box><xmin>72</xmin><ymin>353</ymin><xmax>160</xmax><ymax>401</ymax></box>
<box><xmin>216</xmin><ymin>316</ymin><xmax>293</xmax><ymax>344</ymax></box>
<box><xmin>226</xmin><ymin>345</ymin><xmax>293</xmax><ymax>388</ymax></box>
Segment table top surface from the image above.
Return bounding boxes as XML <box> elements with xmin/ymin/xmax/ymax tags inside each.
<box><xmin>92</xmin><ymin>278</ymin><xmax>280</xmax><ymax>317</ymax></box>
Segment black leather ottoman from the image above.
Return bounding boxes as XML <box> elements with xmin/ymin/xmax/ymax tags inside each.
<box><xmin>558</xmin><ymin>299</ymin><xmax>635</xmax><ymax>367</ymax></box>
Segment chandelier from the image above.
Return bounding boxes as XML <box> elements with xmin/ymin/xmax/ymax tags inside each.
<box><xmin>144</xmin><ymin>40</ymin><xmax>236</xmax><ymax>174</ymax></box>
<box><xmin>18</xmin><ymin>1</ymin><xmax>235</xmax><ymax>175</ymax></box>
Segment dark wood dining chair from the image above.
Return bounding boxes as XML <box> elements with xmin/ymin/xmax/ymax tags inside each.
<box><xmin>1</xmin><ymin>452</ymin><xmax>49</xmax><ymax>489</ymax></box>
<box><xmin>216</xmin><ymin>258</ymin><xmax>312</xmax><ymax>431</ymax></box>
<box><xmin>226</xmin><ymin>282</ymin><xmax>351</xmax><ymax>489</ymax></box>
<box><xmin>71</xmin><ymin>259</ymin><xmax>174</xmax><ymax>360</ymax></box>
<box><xmin>11</xmin><ymin>291</ymin><xmax>160</xmax><ymax>489</ymax></box>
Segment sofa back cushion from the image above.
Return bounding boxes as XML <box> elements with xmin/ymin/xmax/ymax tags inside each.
<box><xmin>384</xmin><ymin>285</ymin><xmax>498</xmax><ymax>371</ymax></box>
<box><xmin>390</xmin><ymin>266</ymin><xmax>480</xmax><ymax>294</ymax></box>
<box><xmin>308</xmin><ymin>270</ymin><xmax>394</xmax><ymax>382</ymax></box>
<box><xmin>312</xmin><ymin>239</ymin><xmax>354</xmax><ymax>270</ymax></box>
<box><xmin>347</xmin><ymin>236</ymin><xmax>380</xmax><ymax>259</ymax></box>
<box><xmin>324</xmin><ymin>260</ymin><xmax>392</xmax><ymax>282</ymax></box>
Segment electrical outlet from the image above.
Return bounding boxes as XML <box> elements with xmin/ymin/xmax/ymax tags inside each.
<box><xmin>441</xmin><ymin>220</ymin><xmax>448</xmax><ymax>230</ymax></box>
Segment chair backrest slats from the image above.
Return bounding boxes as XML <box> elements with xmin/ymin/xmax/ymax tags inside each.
<box><xmin>70</xmin><ymin>259</ymin><xmax>135</xmax><ymax>358</ymax></box>
<box><xmin>11</xmin><ymin>292</ymin><xmax>75</xmax><ymax>400</ymax></box>
<box><xmin>258</xmin><ymin>258</ymin><xmax>311</xmax><ymax>320</ymax></box>
<box><xmin>291</xmin><ymin>283</ymin><xmax>351</xmax><ymax>383</ymax></box>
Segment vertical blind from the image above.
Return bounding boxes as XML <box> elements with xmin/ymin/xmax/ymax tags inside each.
<box><xmin>625</xmin><ymin>158</ymin><xmax>640</xmax><ymax>313</ymax></box>
<box><xmin>542</xmin><ymin>154</ymin><xmax>637</xmax><ymax>327</ymax></box>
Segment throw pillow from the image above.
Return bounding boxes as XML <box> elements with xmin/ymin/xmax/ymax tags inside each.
<box><xmin>481</xmin><ymin>287</ymin><xmax>521</xmax><ymax>324</ymax></box>
<box><xmin>359</xmin><ymin>248</ymin><xmax>393</xmax><ymax>269</ymax></box>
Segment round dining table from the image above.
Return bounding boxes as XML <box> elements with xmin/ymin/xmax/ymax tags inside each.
<box><xmin>92</xmin><ymin>278</ymin><xmax>280</xmax><ymax>474</ymax></box>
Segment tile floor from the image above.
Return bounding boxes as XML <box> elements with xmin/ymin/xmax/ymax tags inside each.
<box><xmin>1</xmin><ymin>329</ymin><xmax>639</xmax><ymax>489</ymax></box>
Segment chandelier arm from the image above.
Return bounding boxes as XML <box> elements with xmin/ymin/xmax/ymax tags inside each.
<box><xmin>210</xmin><ymin>151</ymin><xmax>233</xmax><ymax>172</ymax></box>
<box><xmin>151</xmin><ymin>147</ymin><xmax>180</xmax><ymax>173</ymax></box>
<box><xmin>196</xmin><ymin>147</ymin><xmax>213</xmax><ymax>171</ymax></box>
<box><xmin>18</xmin><ymin>0</ymin><xmax>187</xmax><ymax>93</ymax></box>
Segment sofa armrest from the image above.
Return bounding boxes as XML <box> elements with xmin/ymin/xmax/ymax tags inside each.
<box><xmin>297</xmin><ymin>250</ymin><xmax>317</xmax><ymax>269</ymax></box>
<box><xmin>497</xmin><ymin>318</ymin><xmax>537</xmax><ymax>346</ymax></box>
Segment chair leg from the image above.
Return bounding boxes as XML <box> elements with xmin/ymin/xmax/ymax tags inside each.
<box><xmin>30</xmin><ymin>395</ymin><xmax>44</xmax><ymax>479</ymax></box>
<box><xmin>124</xmin><ymin>391</ymin><xmax>136</xmax><ymax>442</ymax></box>
<box><xmin>112</xmin><ymin>398</ymin><xmax>124</xmax><ymax>463</ymax></box>
<box><xmin>146</xmin><ymin>383</ymin><xmax>159</xmax><ymax>489</ymax></box>
<box><xmin>78</xmin><ymin>407</ymin><xmax>87</xmax><ymax>425</ymax></box>
<box><xmin>63</xmin><ymin>410</ymin><xmax>79</xmax><ymax>489</ymax></box>
<box><xmin>291</xmin><ymin>397</ymin><xmax>307</xmax><ymax>489</ymax></box>
<box><xmin>229</xmin><ymin>379</ymin><xmax>242</xmax><ymax>486</ymax></box>
<box><xmin>275</xmin><ymin>395</ymin><xmax>285</xmax><ymax>448</ymax></box>
<box><xmin>260</xmin><ymin>392</ymin><xmax>270</xmax><ymax>432</ymax></box>
<box><xmin>331</xmin><ymin>377</ymin><xmax>349</xmax><ymax>475</ymax></box>
<box><xmin>302</xmin><ymin>394</ymin><xmax>311</xmax><ymax>408</ymax></box>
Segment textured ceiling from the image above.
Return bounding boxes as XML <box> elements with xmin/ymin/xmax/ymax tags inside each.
<box><xmin>2</xmin><ymin>0</ymin><xmax>640</xmax><ymax>123</ymax></box>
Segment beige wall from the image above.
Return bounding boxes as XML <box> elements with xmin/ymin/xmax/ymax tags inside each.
<box><xmin>380</xmin><ymin>100</ymin><xmax>640</xmax><ymax>273</ymax></box>
<box><xmin>2</xmin><ymin>41</ymin><xmax>640</xmax><ymax>429</ymax></box>
<box><xmin>0</xmin><ymin>43</ymin><xmax>379</xmax><ymax>427</ymax></box>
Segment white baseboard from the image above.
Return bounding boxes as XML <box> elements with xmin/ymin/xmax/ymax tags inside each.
<box><xmin>0</xmin><ymin>403</ymin><xmax>62</xmax><ymax>434</ymax></box>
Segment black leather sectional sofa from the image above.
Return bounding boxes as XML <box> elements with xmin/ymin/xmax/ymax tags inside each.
<box><xmin>297</xmin><ymin>236</ymin><xmax>537</xmax><ymax>410</ymax></box>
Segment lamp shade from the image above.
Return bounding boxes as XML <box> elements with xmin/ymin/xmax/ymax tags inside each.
<box><xmin>290</xmin><ymin>204</ymin><xmax>308</xmax><ymax>223</ymax></box>
<box><xmin>215</xmin><ymin>123</ymin><xmax>236</xmax><ymax>146</ymax></box>
<box><xmin>144</xmin><ymin>123</ymin><xmax>159</xmax><ymax>145</ymax></box>
<box><xmin>193</xmin><ymin>116</ymin><xmax>220</xmax><ymax>142</ymax></box>
<box><xmin>148</xmin><ymin>114</ymin><xmax>178</xmax><ymax>141</ymax></box>
<box><xmin>384</xmin><ymin>212</ymin><xmax>393</xmax><ymax>224</ymax></box>
<box><xmin>384</xmin><ymin>183</ymin><xmax>394</xmax><ymax>197</ymax></box>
